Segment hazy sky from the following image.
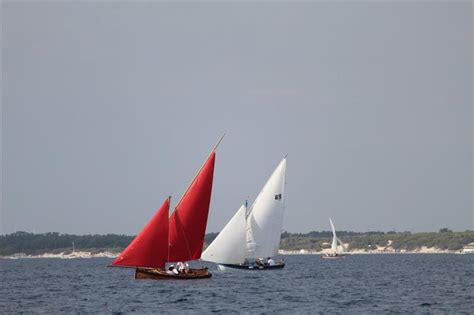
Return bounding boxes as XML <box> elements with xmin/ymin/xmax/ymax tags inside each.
<box><xmin>1</xmin><ymin>2</ymin><xmax>472</xmax><ymax>235</ymax></box>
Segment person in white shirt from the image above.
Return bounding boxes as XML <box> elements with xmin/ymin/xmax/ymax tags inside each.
<box><xmin>177</xmin><ymin>261</ymin><xmax>185</xmax><ymax>273</ymax></box>
<box><xmin>167</xmin><ymin>265</ymin><xmax>179</xmax><ymax>275</ymax></box>
<box><xmin>267</xmin><ymin>257</ymin><xmax>276</xmax><ymax>266</ymax></box>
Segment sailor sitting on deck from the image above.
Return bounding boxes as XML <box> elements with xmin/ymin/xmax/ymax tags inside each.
<box><xmin>167</xmin><ymin>265</ymin><xmax>179</xmax><ymax>275</ymax></box>
<box><xmin>177</xmin><ymin>261</ymin><xmax>185</xmax><ymax>273</ymax></box>
<box><xmin>177</xmin><ymin>261</ymin><xmax>190</xmax><ymax>274</ymax></box>
<box><xmin>267</xmin><ymin>257</ymin><xmax>276</xmax><ymax>266</ymax></box>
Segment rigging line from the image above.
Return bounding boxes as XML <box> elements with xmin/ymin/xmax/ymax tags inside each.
<box><xmin>167</xmin><ymin>195</ymin><xmax>172</xmax><ymax>264</ymax></box>
<box><xmin>175</xmin><ymin>212</ymin><xmax>193</xmax><ymax>261</ymax></box>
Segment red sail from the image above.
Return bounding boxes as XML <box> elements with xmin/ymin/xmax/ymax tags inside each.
<box><xmin>112</xmin><ymin>198</ymin><xmax>169</xmax><ymax>268</ymax></box>
<box><xmin>168</xmin><ymin>152</ymin><xmax>216</xmax><ymax>262</ymax></box>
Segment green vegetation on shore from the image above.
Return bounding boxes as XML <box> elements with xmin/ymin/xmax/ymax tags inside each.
<box><xmin>1</xmin><ymin>229</ymin><xmax>473</xmax><ymax>256</ymax></box>
<box><xmin>0</xmin><ymin>232</ymin><xmax>133</xmax><ymax>256</ymax></box>
<box><xmin>280</xmin><ymin>229</ymin><xmax>474</xmax><ymax>252</ymax></box>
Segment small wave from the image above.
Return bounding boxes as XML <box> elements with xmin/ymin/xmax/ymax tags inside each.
<box><xmin>173</xmin><ymin>298</ymin><xmax>188</xmax><ymax>303</ymax></box>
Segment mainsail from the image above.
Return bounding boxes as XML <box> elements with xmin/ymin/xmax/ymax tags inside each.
<box><xmin>329</xmin><ymin>217</ymin><xmax>338</xmax><ymax>252</ymax></box>
<box><xmin>168</xmin><ymin>152</ymin><xmax>216</xmax><ymax>262</ymax></box>
<box><xmin>246</xmin><ymin>158</ymin><xmax>287</xmax><ymax>258</ymax></box>
<box><xmin>112</xmin><ymin>198</ymin><xmax>170</xmax><ymax>268</ymax></box>
<box><xmin>202</xmin><ymin>157</ymin><xmax>287</xmax><ymax>264</ymax></box>
<box><xmin>329</xmin><ymin>217</ymin><xmax>346</xmax><ymax>254</ymax></box>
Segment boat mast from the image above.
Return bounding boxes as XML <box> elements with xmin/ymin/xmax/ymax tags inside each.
<box><xmin>167</xmin><ymin>195</ymin><xmax>171</xmax><ymax>263</ymax></box>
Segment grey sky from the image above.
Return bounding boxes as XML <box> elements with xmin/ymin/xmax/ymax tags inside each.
<box><xmin>1</xmin><ymin>2</ymin><xmax>472</xmax><ymax>235</ymax></box>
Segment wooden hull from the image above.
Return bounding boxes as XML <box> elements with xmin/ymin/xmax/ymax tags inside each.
<box><xmin>219</xmin><ymin>263</ymin><xmax>285</xmax><ymax>270</ymax></box>
<box><xmin>135</xmin><ymin>268</ymin><xmax>212</xmax><ymax>280</ymax></box>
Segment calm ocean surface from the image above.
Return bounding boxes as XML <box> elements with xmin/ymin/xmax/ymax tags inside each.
<box><xmin>1</xmin><ymin>254</ymin><xmax>473</xmax><ymax>313</ymax></box>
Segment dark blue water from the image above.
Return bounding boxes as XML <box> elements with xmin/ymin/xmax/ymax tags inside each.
<box><xmin>1</xmin><ymin>254</ymin><xmax>473</xmax><ymax>313</ymax></box>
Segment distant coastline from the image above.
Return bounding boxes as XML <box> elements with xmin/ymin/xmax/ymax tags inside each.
<box><xmin>2</xmin><ymin>251</ymin><xmax>118</xmax><ymax>259</ymax></box>
<box><xmin>2</xmin><ymin>247</ymin><xmax>473</xmax><ymax>260</ymax></box>
<box><xmin>1</xmin><ymin>230</ymin><xmax>473</xmax><ymax>259</ymax></box>
<box><xmin>279</xmin><ymin>246</ymin><xmax>474</xmax><ymax>255</ymax></box>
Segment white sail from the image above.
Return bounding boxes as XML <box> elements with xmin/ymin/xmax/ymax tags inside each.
<box><xmin>202</xmin><ymin>157</ymin><xmax>287</xmax><ymax>264</ymax></box>
<box><xmin>337</xmin><ymin>237</ymin><xmax>346</xmax><ymax>253</ymax></box>
<box><xmin>329</xmin><ymin>217</ymin><xmax>338</xmax><ymax>252</ymax></box>
<box><xmin>201</xmin><ymin>204</ymin><xmax>247</xmax><ymax>264</ymax></box>
<box><xmin>246</xmin><ymin>158</ymin><xmax>287</xmax><ymax>258</ymax></box>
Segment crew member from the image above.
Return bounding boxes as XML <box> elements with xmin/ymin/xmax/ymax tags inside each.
<box><xmin>267</xmin><ymin>257</ymin><xmax>276</xmax><ymax>266</ymax></box>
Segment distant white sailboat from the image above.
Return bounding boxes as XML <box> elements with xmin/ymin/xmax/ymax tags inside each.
<box><xmin>202</xmin><ymin>157</ymin><xmax>287</xmax><ymax>270</ymax></box>
<box><xmin>321</xmin><ymin>217</ymin><xmax>347</xmax><ymax>259</ymax></box>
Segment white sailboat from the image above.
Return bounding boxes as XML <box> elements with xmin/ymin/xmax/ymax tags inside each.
<box><xmin>321</xmin><ymin>217</ymin><xmax>347</xmax><ymax>259</ymax></box>
<box><xmin>202</xmin><ymin>157</ymin><xmax>287</xmax><ymax>270</ymax></box>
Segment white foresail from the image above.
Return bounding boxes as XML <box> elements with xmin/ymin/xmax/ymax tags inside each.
<box><xmin>329</xmin><ymin>217</ymin><xmax>338</xmax><ymax>252</ymax></box>
<box><xmin>201</xmin><ymin>205</ymin><xmax>247</xmax><ymax>264</ymax></box>
<box><xmin>245</xmin><ymin>206</ymin><xmax>256</xmax><ymax>258</ymax></box>
<box><xmin>336</xmin><ymin>237</ymin><xmax>346</xmax><ymax>253</ymax></box>
<box><xmin>246</xmin><ymin>158</ymin><xmax>287</xmax><ymax>258</ymax></box>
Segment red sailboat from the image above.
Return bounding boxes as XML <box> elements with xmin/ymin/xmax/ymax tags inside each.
<box><xmin>110</xmin><ymin>136</ymin><xmax>223</xmax><ymax>280</ymax></box>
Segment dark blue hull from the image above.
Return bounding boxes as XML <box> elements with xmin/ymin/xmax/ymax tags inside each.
<box><xmin>219</xmin><ymin>263</ymin><xmax>285</xmax><ymax>270</ymax></box>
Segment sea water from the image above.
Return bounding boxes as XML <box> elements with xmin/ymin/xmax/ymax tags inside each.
<box><xmin>1</xmin><ymin>254</ymin><xmax>473</xmax><ymax>313</ymax></box>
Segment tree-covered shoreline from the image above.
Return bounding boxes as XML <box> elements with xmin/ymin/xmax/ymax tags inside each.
<box><xmin>1</xmin><ymin>230</ymin><xmax>473</xmax><ymax>256</ymax></box>
<box><xmin>280</xmin><ymin>229</ymin><xmax>474</xmax><ymax>252</ymax></box>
